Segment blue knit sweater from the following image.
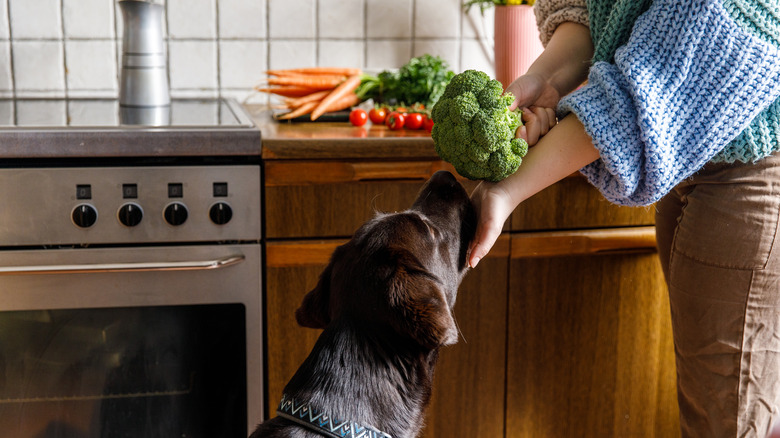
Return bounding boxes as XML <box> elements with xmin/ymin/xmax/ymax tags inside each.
<box><xmin>557</xmin><ymin>0</ymin><xmax>780</xmax><ymax>206</ymax></box>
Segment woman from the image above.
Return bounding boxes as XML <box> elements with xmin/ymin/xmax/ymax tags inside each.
<box><xmin>468</xmin><ymin>0</ymin><xmax>780</xmax><ymax>436</ymax></box>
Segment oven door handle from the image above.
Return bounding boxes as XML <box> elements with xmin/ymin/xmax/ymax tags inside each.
<box><xmin>0</xmin><ymin>254</ymin><xmax>245</xmax><ymax>275</ymax></box>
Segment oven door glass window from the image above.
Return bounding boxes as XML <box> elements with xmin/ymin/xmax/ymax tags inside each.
<box><xmin>0</xmin><ymin>304</ymin><xmax>247</xmax><ymax>438</ymax></box>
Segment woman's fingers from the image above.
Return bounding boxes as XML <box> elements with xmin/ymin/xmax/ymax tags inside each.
<box><xmin>519</xmin><ymin>106</ymin><xmax>557</xmax><ymax>146</ymax></box>
<box><xmin>545</xmin><ymin>107</ymin><xmax>557</xmax><ymax>129</ymax></box>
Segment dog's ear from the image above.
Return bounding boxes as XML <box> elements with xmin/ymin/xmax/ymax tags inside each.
<box><xmin>295</xmin><ymin>259</ymin><xmax>334</xmax><ymax>329</ymax></box>
<box><xmin>386</xmin><ymin>251</ymin><xmax>458</xmax><ymax>349</ymax></box>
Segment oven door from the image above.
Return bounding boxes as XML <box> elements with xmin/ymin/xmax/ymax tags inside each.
<box><xmin>0</xmin><ymin>244</ymin><xmax>262</xmax><ymax>438</ymax></box>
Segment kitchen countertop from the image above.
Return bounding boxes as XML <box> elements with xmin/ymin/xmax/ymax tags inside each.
<box><xmin>0</xmin><ymin>103</ymin><xmax>436</xmax><ymax>160</ymax></box>
<box><xmin>245</xmin><ymin>105</ymin><xmax>437</xmax><ymax>160</ymax></box>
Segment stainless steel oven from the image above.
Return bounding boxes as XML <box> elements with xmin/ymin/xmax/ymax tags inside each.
<box><xmin>0</xmin><ymin>99</ymin><xmax>264</xmax><ymax>438</ymax></box>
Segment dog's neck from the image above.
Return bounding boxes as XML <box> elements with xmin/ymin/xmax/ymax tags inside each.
<box><xmin>281</xmin><ymin>318</ymin><xmax>440</xmax><ymax>438</ymax></box>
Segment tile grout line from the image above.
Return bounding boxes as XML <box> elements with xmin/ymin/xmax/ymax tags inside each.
<box><xmin>458</xmin><ymin>0</ymin><xmax>464</xmax><ymax>72</ymax></box>
<box><xmin>315</xmin><ymin>0</ymin><xmax>320</xmax><ymax>66</ymax></box>
<box><xmin>58</xmin><ymin>0</ymin><xmax>69</xmax><ymax>117</ymax></box>
<box><xmin>214</xmin><ymin>0</ymin><xmax>221</xmax><ymax>99</ymax></box>
<box><xmin>112</xmin><ymin>0</ymin><xmax>119</xmax><ymax>94</ymax></box>
<box><xmin>164</xmin><ymin>0</ymin><xmax>171</xmax><ymax>99</ymax></box>
<box><xmin>410</xmin><ymin>0</ymin><xmax>416</xmax><ymax>57</ymax></box>
<box><xmin>363</xmin><ymin>0</ymin><xmax>367</xmax><ymax>70</ymax></box>
<box><xmin>265</xmin><ymin>0</ymin><xmax>270</xmax><ymax>105</ymax></box>
<box><xmin>5</xmin><ymin>0</ymin><xmax>15</xmax><ymax>118</ymax></box>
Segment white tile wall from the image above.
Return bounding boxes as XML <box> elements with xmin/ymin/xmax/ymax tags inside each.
<box><xmin>0</xmin><ymin>0</ymin><xmax>526</xmax><ymax>102</ymax></box>
<box><xmin>63</xmin><ymin>0</ymin><xmax>114</xmax><ymax>39</ymax></box>
<box><xmin>9</xmin><ymin>0</ymin><xmax>63</xmax><ymax>39</ymax></box>
<box><xmin>66</xmin><ymin>40</ymin><xmax>117</xmax><ymax>94</ymax></box>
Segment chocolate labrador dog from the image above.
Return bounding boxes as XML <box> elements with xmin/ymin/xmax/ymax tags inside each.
<box><xmin>250</xmin><ymin>170</ymin><xmax>476</xmax><ymax>438</ymax></box>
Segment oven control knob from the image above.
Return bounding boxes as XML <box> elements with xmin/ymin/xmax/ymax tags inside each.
<box><xmin>72</xmin><ymin>204</ymin><xmax>98</xmax><ymax>228</ymax></box>
<box><xmin>118</xmin><ymin>202</ymin><xmax>143</xmax><ymax>227</ymax></box>
<box><xmin>209</xmin><ymin>202</ymin><xmax>233</xmax><ymax>225</ymax></box>
<box><xmin>164</xmin><ymin>202</ymin><xmax>188</xmax><ymax>226</ymax></box>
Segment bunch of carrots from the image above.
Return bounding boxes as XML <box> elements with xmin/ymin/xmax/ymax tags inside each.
<box><xmin>255</xmin><ymin>67</ymin><xmax>363</xmax><ymax>121</ymax></box>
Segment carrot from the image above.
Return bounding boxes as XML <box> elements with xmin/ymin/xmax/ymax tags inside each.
<box><xmin>320</xmin><ymin>92</ymin><xmax>360</xmax><ymax>113</ymax></box>
<box><xmin>267</xmin><ymin>67</ymin><xmax>362</xmax><ymax>77</ymax></box>
<box><xmin>275</xmin><ymin>101</ymin><xmax>319</xmax><ymax>120</ymax></box>
<box><xmin>266</xmin><ymin>75</ymin><xmax>346</xmax><ymax>89</ymax></box>
<box><xmin>284</xmin><ymin>90</ymin><xmax>330</xmax><ymax>109</ymax></box>
<box><xmin>310</xmin><ymin>74</ymin><xmax>362</xmax><ymax>121</ymax></box>
<box><xmin>254</xmin><ymin>86</ymin><xmax>316</xmax><ymax>97</ymax></box>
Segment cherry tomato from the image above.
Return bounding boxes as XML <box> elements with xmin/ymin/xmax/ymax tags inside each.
<box><xmin>349</xmin><ymin>108</ymin><xmax>368</xmax><ymax>127</ymax></box>
<box><xmin>368</xmin><ymin>107</ymin><xmax>387</xmax><ymax>124</ymax></box>
<box><xmin>423</xmin><ymin>115</ymin><xmax>434</xmax><ymax>132</ymax></box>
<box><xmin>395</xmin><ymin>107</ymin><xmax>407</xmax><ymax>113</ymax></box>
<box><xmin>404</xmin><ymin>112</ymin><xmax>424</xmax><ymax>130</ymax></box>
<box><xmin>385</xmin><ymin>111</ymin><xmax>405</xmax><ymax>130</ymax></box>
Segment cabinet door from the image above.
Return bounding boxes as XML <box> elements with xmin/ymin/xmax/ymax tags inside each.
<box><xmin>264</xmin><ymin>160</ymin><xmax>481</xmax><ymax>238</ymax></box>
<box><xmin>511</xmin><ymin>176</ymin><xmax>655</xmax><ymax>231</ymax></box>
<box><xmin>505</xmin><ymin>228</ymin><xmax>680</xmax><ymax>438</ymax></box>
<box><xmin>264</xmin><ymin>238</ymin><xmax>509</xmax><ymax>437</ymax></box>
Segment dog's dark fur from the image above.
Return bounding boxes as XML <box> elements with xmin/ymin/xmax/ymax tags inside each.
<box><xmin>250</xmin><ymin>171</ymin><xmax>476</xmax><ymax>438</ymax></box>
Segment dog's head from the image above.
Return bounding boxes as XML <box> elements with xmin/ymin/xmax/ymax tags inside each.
<box><xmin>296</xmin><ymin>170</ymin><xmax>476</xmax><ymax>349</ymax></box>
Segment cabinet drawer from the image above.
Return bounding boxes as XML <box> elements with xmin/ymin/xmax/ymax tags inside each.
<box><xmin>264</xmin><ymin>160</ymin><xmax>480</xmax><ymax>238</ymax></box>
<box><xmin>511</xmin><ymin>175</ymin><xmax>655</xmax><ymax>231</ymax></box>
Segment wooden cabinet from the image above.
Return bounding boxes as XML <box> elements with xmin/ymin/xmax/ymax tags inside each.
<box><xmin>504</xmin><ymin>177</ymin><xmax>680</xmax><ymax>437</ymax></box>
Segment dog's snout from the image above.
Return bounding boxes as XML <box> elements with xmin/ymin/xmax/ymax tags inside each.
<box><xmin>428</xmin><ymin>170</ymin><xmax>459</xmax><ymax>190</ymax></box>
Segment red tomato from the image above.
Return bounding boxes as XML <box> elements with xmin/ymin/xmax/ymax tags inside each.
<box><xmin>404</xmin><ymin>113</ymin><xmax>424</xmax><ymax>130</ymax></box>
<box><xmin>423</xmin><ymin>115</ymin><xmax>434</xmax><ymax>132</ymax></box>
<box><xmin>368</xmin><ymin>107</ymin><xmax>387</xmax><ymax>124</ymax></box>
<box><xmin>385</xmin><ymin>111</ymin><xmax>405</xmax><ymax>130</ymax></box>
<box><xmin>349</xmin><ymin>108</ymin><xmax>368</xmax><ymax>126</ymax></box>
<box><xmin>395</xmin><ymin>107</ymin><xmax>407</xmax><ymax>113</ymax></box>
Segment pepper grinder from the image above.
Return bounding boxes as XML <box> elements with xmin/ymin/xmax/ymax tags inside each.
<box><xmin>118</xmin><ymin>0</ymin><xmax>170</xmax><ymax>125</ymax></box>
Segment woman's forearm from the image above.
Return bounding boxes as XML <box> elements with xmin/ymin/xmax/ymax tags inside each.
<box><xmin>467</xmin><ymin>114</ymin><xmax>599</xmax><ymax>268</ymax></box>
<box><xmin>527</xmin><ymin>22</ymin><xmax>593</xmax><ymax>99</ymax></box>
<box><xmin>502</xmin><ymin>114</ymin><xmax>599</xmax><ymax>207</ymax></box>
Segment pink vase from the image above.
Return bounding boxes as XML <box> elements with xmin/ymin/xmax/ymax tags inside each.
<box><xmin>494</xmin><ymin>5</ymin><xmax>544</xmax><ymax>90</ymax></box>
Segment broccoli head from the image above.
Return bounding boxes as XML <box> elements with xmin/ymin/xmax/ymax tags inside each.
<box><xmin>431</xmin><ymin>69</ymin><xmax>528</xmax><ymax>182</ymax></box>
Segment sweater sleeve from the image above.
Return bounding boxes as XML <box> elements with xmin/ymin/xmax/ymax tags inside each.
<box><xmin>558</xmin><ymin>0</ymin><xmax>780</xmax><ymax>206</ymax></box>
<box><xmin>534</xmin><ymin>0</ymin><xmax>589</xmax><ymax>47</ymax></box>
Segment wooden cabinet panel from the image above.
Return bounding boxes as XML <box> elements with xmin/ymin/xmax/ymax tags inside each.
<box><xmin>423</xmin><ymin>237</ymin><xmax>509</xmax><ymax>438</ymax></box>
<box><xmin>264</xmin><ymin>237</ymin><xmax>510</xmax><ymax>437</ymax></box>
<box><xmin>511</xmin><ymin>176</ymin><xmax>655</xmax><ymax>231</ymax></box>
<box><xmin>264</xmin><ymin>160</ymin><xmax>481</xmax><ymax>238</ymax></box>
<box><xmin>505</xmin><ymin>249</ymin><xmax>679</xmax><ymax>437</ymax></box>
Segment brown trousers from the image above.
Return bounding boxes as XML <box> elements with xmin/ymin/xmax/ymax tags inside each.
<box><xmin>655</xmin><ymin>152</ymin><xmax>780</xmax><ymax>437</ymax></box>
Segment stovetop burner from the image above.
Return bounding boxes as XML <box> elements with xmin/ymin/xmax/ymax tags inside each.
<box><xmin>0</xmin><ymin>98</ymin><xmax>255</xmax><ymax>129</ymax></box>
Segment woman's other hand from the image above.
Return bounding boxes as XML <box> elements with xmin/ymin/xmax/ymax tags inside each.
<box><xmin>468</xmin><ymin>181</ymin><xmax>515</xmax><ymax>269</ymax></box>
<box><xmin>519</xmin><ymin>105</ymin><xmax>557</xmax><ymax>146</ymax></box>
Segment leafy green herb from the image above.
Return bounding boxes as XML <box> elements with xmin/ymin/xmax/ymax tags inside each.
<box><xmin>356</xmin><ymin>54</ymin><xmax>455</xmax><ymax>108</ymax></box>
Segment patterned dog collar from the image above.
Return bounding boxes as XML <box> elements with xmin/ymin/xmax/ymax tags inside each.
<box><xmin>276</xmin><ymin>393</ymin><xmax>393</xmax><ymax>438</ymax></box>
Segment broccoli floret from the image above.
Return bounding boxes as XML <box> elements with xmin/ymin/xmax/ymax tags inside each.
<box><xmin>431</xmin><ymin>69</ymin><xmax>528</xmax><ymax>182</ymax></box>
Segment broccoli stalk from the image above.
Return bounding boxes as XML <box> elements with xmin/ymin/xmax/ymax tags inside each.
<box><xmin>430</xmin><ymin>70</ymin><xmax>529</xmax><ymax>182</ymax></box>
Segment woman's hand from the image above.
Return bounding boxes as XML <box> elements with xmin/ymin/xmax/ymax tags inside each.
<box><xmin>503</xmin><ymin>73</ymin><xmax>559</xmax><ymax>146</ymax></box>
<box><xmin>519</xmin><ymin>105</ymin><xmax>558</xmax><ymax>146</ymax></box>
<box><xmin>468</xmin><ymin>181</ymin><xmax>517</xmax><ymax>268</ymax></box>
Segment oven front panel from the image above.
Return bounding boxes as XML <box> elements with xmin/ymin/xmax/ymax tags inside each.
<box><xmin>0</xmin><ymin>244</ymin><xmax>263</xmax><ymax>437</ymax></box>
<box><xmin>0</xmin><ymin>165</ymin><xmax>261</xmax><ymax>246</ymax></box>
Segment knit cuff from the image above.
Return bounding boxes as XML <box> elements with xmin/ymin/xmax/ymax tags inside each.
<box><xmin>534</xmin><ymin>0</ymin><xmax>589</xmax><ymax>47</ymax></box>
<box><xmin>558</xmin><ymin>0</ymin><xmax>780</xmax><ymax>206</ymax></box>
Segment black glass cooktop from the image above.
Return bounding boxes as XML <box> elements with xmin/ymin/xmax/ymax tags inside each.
<box><xmin>0</xmin><ymin>98</ymin><xmax>255</xmax><ymax>129</ymax></box>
